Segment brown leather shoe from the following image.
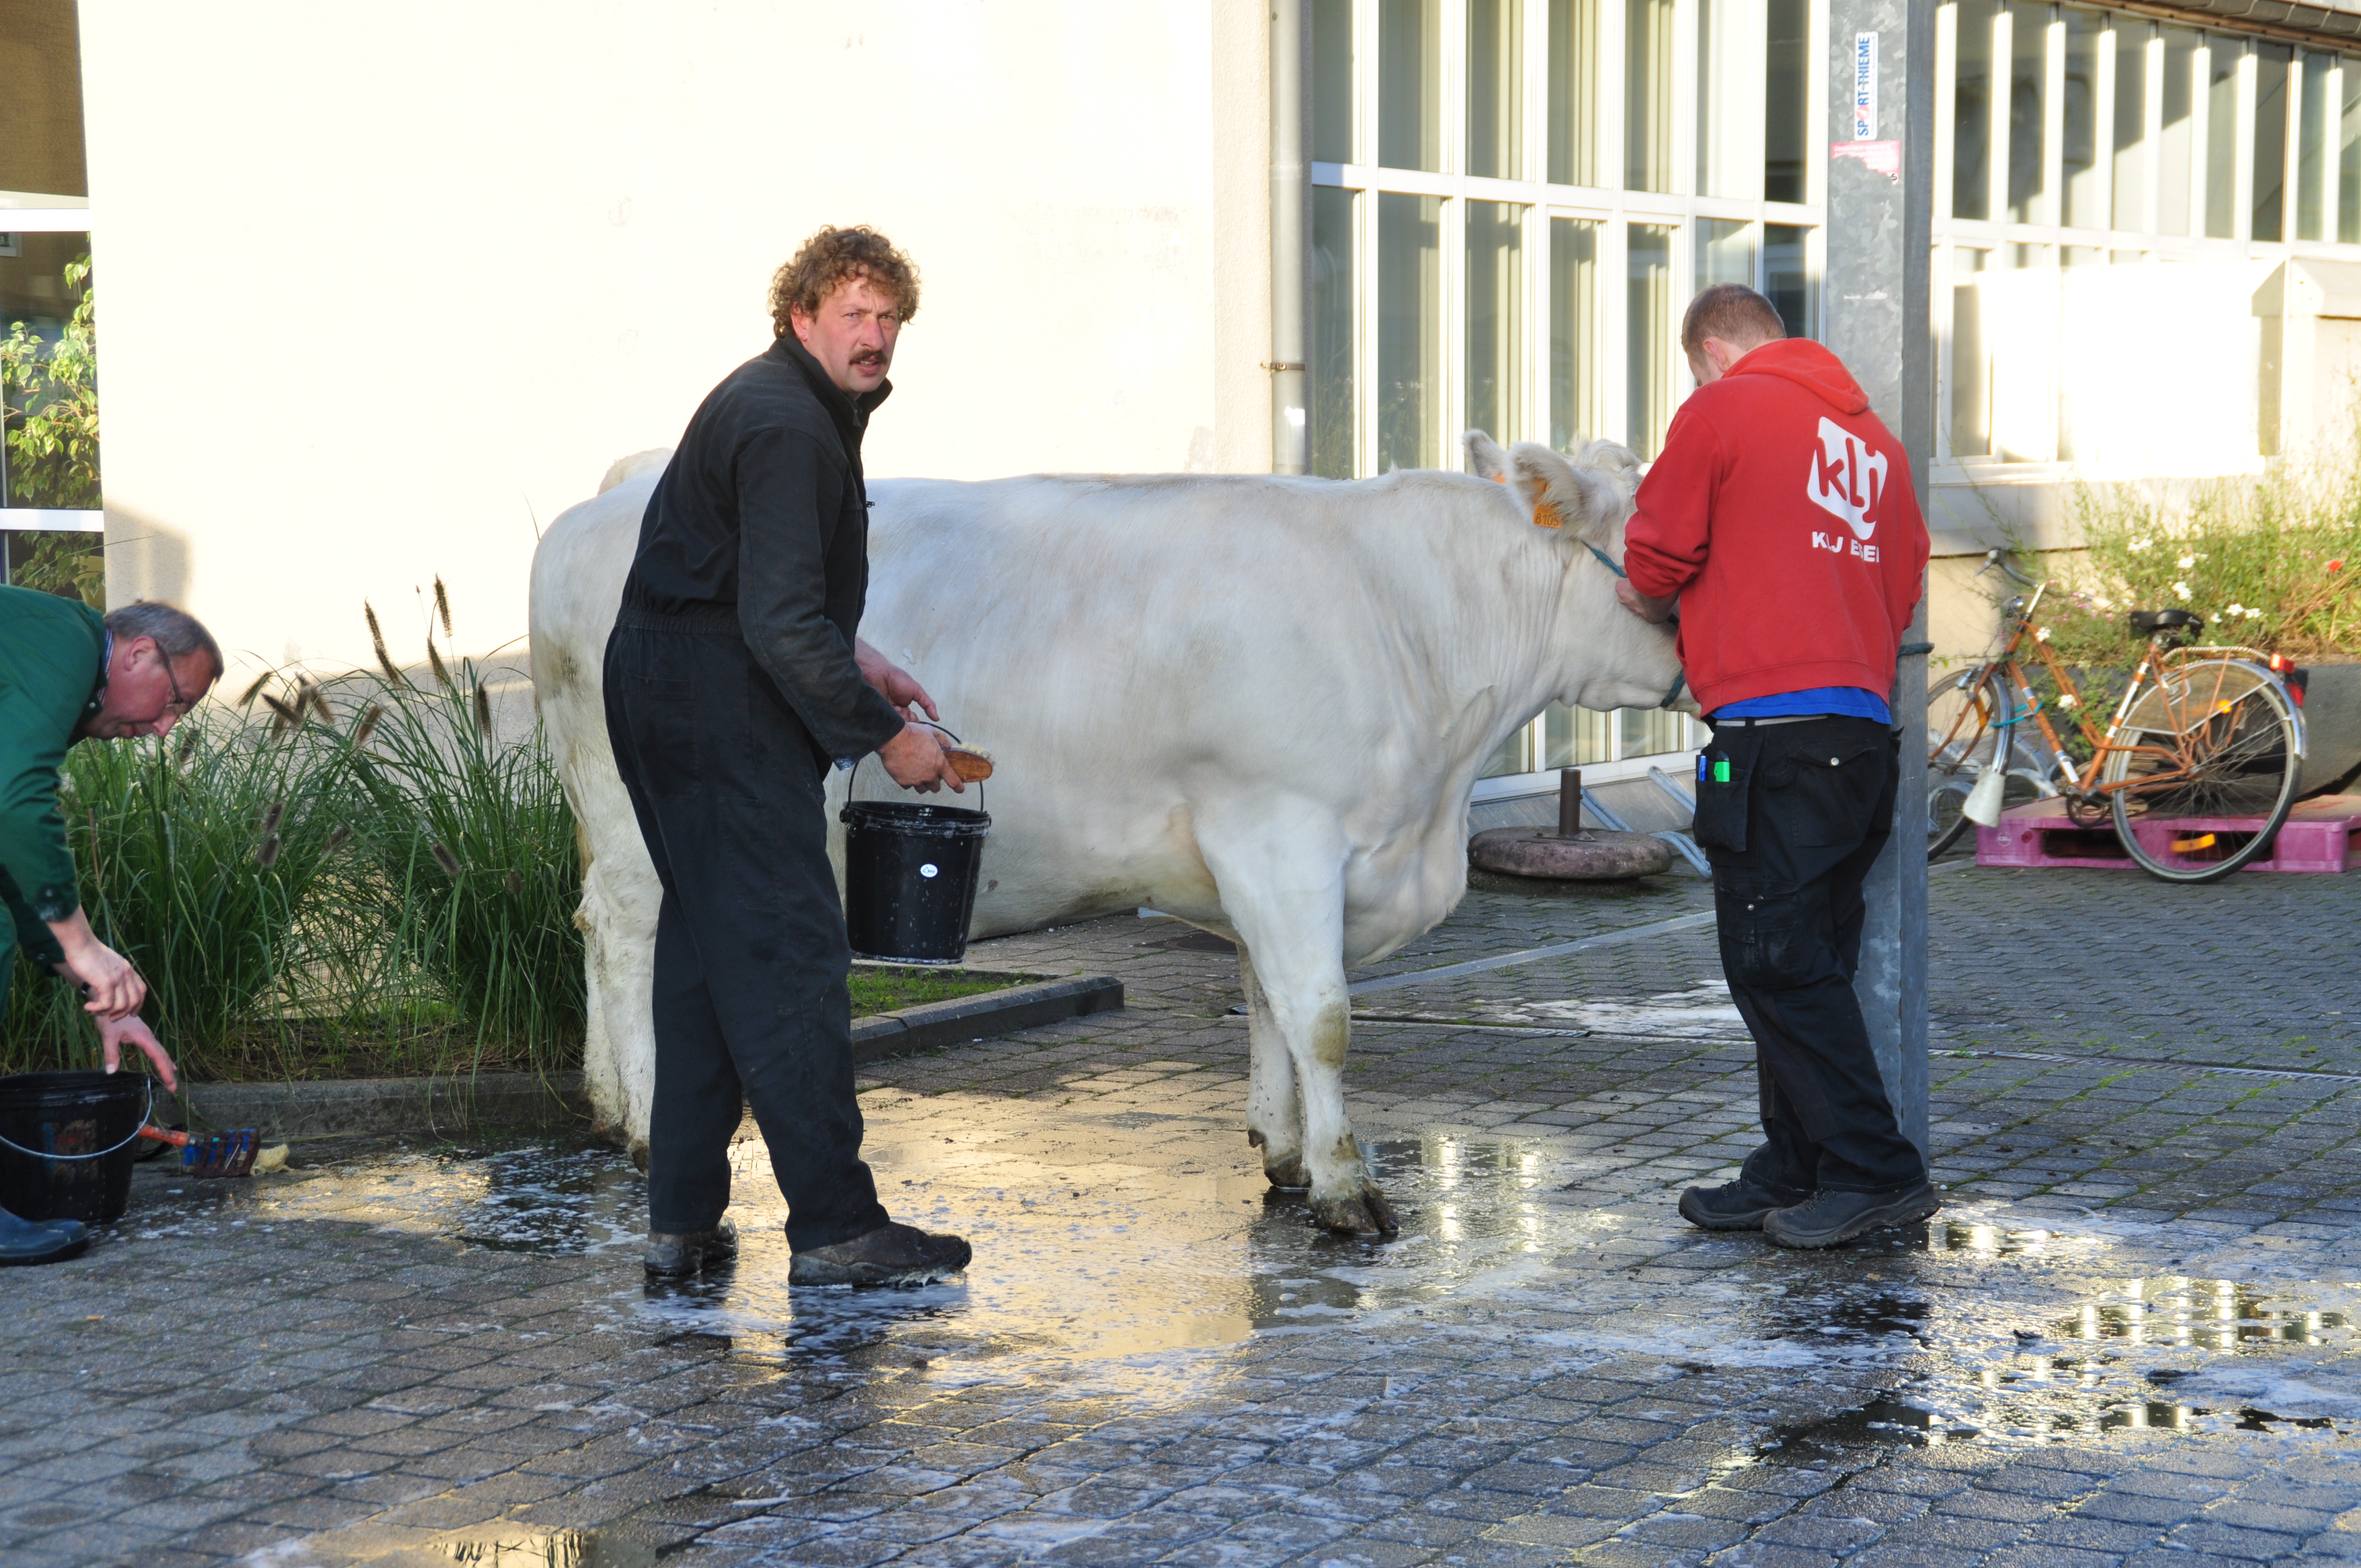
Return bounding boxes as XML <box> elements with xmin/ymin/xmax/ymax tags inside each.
<box><xmin>643</xmin><ymin>1218</ymin><xmax>737</xmax><ymax>1278</ymax></box>
<box><xmin>788</xmin><ymin>1222</ymin><xmax>971</xmax><ymax>1287</ymax></box>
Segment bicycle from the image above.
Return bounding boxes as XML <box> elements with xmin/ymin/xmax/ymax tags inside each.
<box><xmin>1925</xmin><ymin>557</ymin><xmax>2309</xmax><ymax>883</ymax></box>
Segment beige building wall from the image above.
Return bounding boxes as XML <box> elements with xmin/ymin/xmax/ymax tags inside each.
<box><xmin>77</xmin><ymin>1</ymin><xmax>1274</xmax><ymax>679</ymax></box>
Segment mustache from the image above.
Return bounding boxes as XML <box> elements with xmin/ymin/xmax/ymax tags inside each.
<box><xmin>849</xmin><ymin>349</ymin><xmax>888</xmax><ymax>366</ymax></box>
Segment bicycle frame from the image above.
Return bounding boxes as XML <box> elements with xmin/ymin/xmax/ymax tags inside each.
<box><xmin>1969</xmin><ymin>584</ymin><xmax>2262</xmax><ymax>804</ymax></box>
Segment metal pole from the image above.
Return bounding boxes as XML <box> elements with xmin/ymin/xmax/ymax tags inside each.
<box><xmin>1269</xmin><ymin>0</ymin><xmax>1309</xmax><ymax>475</ymax></box>
<box><xmin>1824</xmin><ymin>0</ymin><xmax>1935</xmax><ymax>1157</ymax></box>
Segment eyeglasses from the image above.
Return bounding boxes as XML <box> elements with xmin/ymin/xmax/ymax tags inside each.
<box><xmin>160</xmin><ymin>657</ymin><xmax>193</xmax><ymax>718</ymax></box>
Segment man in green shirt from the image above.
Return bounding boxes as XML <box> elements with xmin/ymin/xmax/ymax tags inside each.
<box><xmin>0</xmin><ymin>588</ymin><xmax>218</xmax><ymax>1265</ymax></box>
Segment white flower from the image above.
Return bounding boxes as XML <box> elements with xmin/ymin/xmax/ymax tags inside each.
<box><xmin>2173</xmin><ymin>581</ymin><xmax>2191</xmax><ymax>599</ymax></box>
<box><xmin>2177</xmin><ymin>554</ymin><xmax>2197</xmax><ymax>569</ymax></box>
<box><xmin>2246</xmin><ymin>606</ymin><xmax>2264</xmax><ymax>619</ymax></box>
<box><xmin>2228</xmin><ymin>602</ymin><xmax>2245</xmax><ymax>615</ymax></box>
<box><xmin>2036</xmin><ymin>627</ymin><xmax>2052</xmax><ymax>642</ymax></box>
<box><xmin>2130</xmin><ymin>538</ymin><xmax>2153</xmax><ymax>552</ymax></box>
<box><xmin>2057</xmin><ymin>693</ymin><xmax>2080</xmax><ymax>710</ymax></box>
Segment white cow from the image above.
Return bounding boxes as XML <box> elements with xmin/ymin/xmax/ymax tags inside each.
<box><xmin>529</xmin><ymin>434</ymin><xmax>1684</xmax><ymax>1235</ymax></box>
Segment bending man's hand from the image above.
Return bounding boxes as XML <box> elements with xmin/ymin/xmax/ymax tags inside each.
<box><xmin>1615</xmin><ymin>577</ymin><xmax>1679</xmax><ymax>624</ymax></box>
<box><xmin>878</xmin><ymin>722</ymin><xmax>967</xmax><ymax>794</ymax></box>
<box><xmin>47</xmin><ymin>910</ymin><xmax>146</xmax><ymax>1020</ymax></box>
<box><xmin>855</xmin><ymin>638</ymin><xmax>940</xmax><ymax>722</ymax></box>
<box><xmin>96</xmin><ymin>1014</ymin><xmax>177</xmax><ymax>1093</ymax></box>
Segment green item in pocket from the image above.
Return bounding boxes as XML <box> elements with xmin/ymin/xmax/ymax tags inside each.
<box><xmin>1713</xmin><ymin>757</ymin><xmax>1731</xmax><ymax>783</ymax></box>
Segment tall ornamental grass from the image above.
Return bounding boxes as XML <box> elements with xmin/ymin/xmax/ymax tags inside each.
<box><xmin>2</xmin><ymin>589</ymin><xmax>585</xmax><ymax>1082</ymax></box>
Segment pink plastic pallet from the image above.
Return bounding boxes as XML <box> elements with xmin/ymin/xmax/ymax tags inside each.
<box><xmin>1976</xmin><ymin>793</ymin><xmax>2361</xmax><ymax>874</ymax></box>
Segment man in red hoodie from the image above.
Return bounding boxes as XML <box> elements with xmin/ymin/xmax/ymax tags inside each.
<box><xmin>1618</xmin><ymin>283</ymin><xmax>1937</xmax><ymax>1249</ymax></box>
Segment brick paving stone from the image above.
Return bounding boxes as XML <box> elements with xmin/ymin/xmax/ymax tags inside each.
<box><xmin>5</xmin><ymin>873</ymin><xmax>2361</xmax><ymax>1565</ymax></box>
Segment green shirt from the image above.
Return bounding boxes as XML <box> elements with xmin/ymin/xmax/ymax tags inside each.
<box><xmin>0</xmin><ymin>585</ymin><xmax>104</xmax><ymax>968</ymax></box>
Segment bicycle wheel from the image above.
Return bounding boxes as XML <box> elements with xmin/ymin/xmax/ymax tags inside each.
<box><xmin>1927</xmin><ymin>666</ymin><xmax>2008</xmax><ymax>858</ymax></box>
<box><xmin>2102</xmin><ymin>658</ymin><xmax>2302</xmax><ymax>883</ymax></box>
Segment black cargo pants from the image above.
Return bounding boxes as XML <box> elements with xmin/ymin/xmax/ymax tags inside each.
<box><xmin>1690</xmin><ymin>715</ymin><xmax>1926</xmax><ymax>1197</ymax></box>
<box><xmin>603</xmin><ymin>609</ymin><xmax>890</xmax><ymax>1251</ymax></box>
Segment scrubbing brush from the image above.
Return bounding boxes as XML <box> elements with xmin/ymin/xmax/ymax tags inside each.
<box><xmin>137</xmin><ymin>1125</ymin><xmax>287</xmax><ymax>1178</ymax></box>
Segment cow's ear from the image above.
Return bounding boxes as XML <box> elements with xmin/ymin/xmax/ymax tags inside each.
<box><xmin>1462</xmin><ymin>429</ymin><xmax>1510</xmax><ymax>482</ymax></box>
<box><xmin>1507</xmin><ymin>440</ymin><xmax>1631</xmax><ymax>543</ymax></box>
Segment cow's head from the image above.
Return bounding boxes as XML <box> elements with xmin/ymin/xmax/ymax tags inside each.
<box><xmin>1462</xmin><ymin>429</ymin><xmax>1694</xmax><ymax>715</ymax></box>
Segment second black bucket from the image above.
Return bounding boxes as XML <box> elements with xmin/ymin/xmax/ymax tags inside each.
<box><xmin>0</xmin><ymin>1070</ymin><xmax>154</xmax><ymax>1225</ymax></box>
<box><xmin>841</xmin><ymin>797</ymin><xmax>992</xmax><ymax>965</ymax></box>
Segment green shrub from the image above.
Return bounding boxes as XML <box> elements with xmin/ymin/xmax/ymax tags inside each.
<box><xmin>2033</xmin><ymin>462</ymin><xmax>2361</xmax><ymax>668</ymax></box>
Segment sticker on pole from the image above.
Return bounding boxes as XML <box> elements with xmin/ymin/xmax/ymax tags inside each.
<box><xmin>1852</xmin><ymin>31</ymin><xmax>1878</xmax><ymax>139</ymax></box>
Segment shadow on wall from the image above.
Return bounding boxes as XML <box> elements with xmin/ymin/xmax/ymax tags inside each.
<box><xmin>100</xmin><ymin>504</ymin><xmax>190</xmax><ymax>610</ymax></box>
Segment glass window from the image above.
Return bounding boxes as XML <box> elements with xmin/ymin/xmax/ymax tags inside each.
<box><xmin>1380</xmin><ymin>0</ymin><xmax>1443</xmax><ymax>172</ymax></box>
<box><xmin>1620</xmin><ymin>707</ymin><xmax>1691</xmax><ymax>758</ymax></box>
<box><xmin>2007</xmin><ymin>1</ymin><xmax>2050</xmax><ymax>223</ymax></box>
<box><xmin>1378</xmin><ymin>193</ymin><xmax>1444</xmax><ymax>471</ymax></box>
<box><xmin>1950</xmin><ymin>247</ymin><xmax>1990</xmax><ymax>457</ymax></box>
<box><xmin>1765</xmin><ymin>222</ymin><xmax>1814</xmax><ymax>337</ymax></box>
<box><xmin>1698</xmin><ymin>218</ymin><xmax>1755</xmax><ymax>290</ymax></box>
<box><xmin>2063</xmin><ymin>9</ymin><xmax>2103</xmax><ymax>228</ymax></box>
<box><xmin>1549</xmin><ymin>0</ymin><xmax>1601</xmax><ymax>185</ymax></box>
<box><xmin>2112</xmin><ymin>21</ymin><xmax>2148</xmax><ymax>232</ymax></box>
<box><xmin>1627</xmin><ymin>223</ymin><xmax>1675</xmax><ymax>456</ymax></box>
<box><xmin>1310</xmin><ymin>187</ymin><xmax>1357</xmax><ymax>480</ymax></box>
<box><xmin>1312</xmin><ymin>0</ymin><xmax>1354</xmax><ymax>164</ymax></box>
<box><xmin>0</xmin><ymin>236</ymin><xmax>98</xmax><ymax>510</ymax></box>
<box><xmin>1955</xmin><ymin>0</ymin><xmax>1998</xmax><ymax>220</ymax></box>
<box><xmin>1467</xmin><ymin>202</ymin><xmax>1526</xmax><ymax>441</ymax></box>
<box><xmin>1468</xmin><ymin>0</ymin><xmax>1524</xmax><ymax>178</ymax></box>
<box><xmin>1544</xmin><ymin>702</ymin><xmax>1613</xmax><ymax>768</ymax></box>
<box><xmin>2254</xmin><ymin>43</ymin><xmax>2291</xmax><ymax>242</ymax></box>
<box><xmin>1483</xmin><ymin>722</ymin><xmax>1536</xmax><ymax>777</ymax></box>
<box><xmin>2299</xmin><ymin>52</ymin><xmax>2333</xmax><ymax>241</ymax></box>
<box><xmin>1765</xmin><ymin>0</ymin><xmax>1810</xmax><ymax>202</ymax></box>
<box><xmin>1551</xmin><ymin>217</ymin><xmax>1600</xmax><ymax>449</ymax></box>
<box><xmin>1626</xmin><ymin>0</ymin><xmax>1675</xmax><ymax>192</ymax></box>
<box><xmin>2344</xmin><ymin>58</ymin><xmax>2361</xmax><ymax>243</ymax></box>
<box><xmin>2206</xmin><ymin>38</ymin><xmax>2239</xmax><ymax>239</ymax></box>
<box><xmin>2159</xmin><ymin>27</ymin><xmax>2198</xmax><ymax>236</ymax></box>
<box><xmin>1697</xmin><ymin>0</ymin><xmax>1760</xmax><ymax>199</ymax></box>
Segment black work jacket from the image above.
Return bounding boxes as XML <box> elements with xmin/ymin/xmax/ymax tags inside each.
<box><xmin>620</xmin><ymin>335</ymin><xmax>906</xmax><ymax>764</ymax></box>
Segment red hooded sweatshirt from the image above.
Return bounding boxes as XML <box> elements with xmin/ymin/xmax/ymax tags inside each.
<box><xmin>1623</xmin><ymin>339</ymin><xmax>1928</xmax><ymax>716</ymax></box>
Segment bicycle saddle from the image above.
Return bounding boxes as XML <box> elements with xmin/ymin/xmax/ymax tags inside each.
<box><xmin>2128</xmin><ymin>608</ymin><xmax>2203</xmax><ymax>635</ymax></box>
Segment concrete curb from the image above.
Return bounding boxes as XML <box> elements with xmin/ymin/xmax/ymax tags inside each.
<box><xmin>852</xmin><ymin>973</ymin><xmax>1126</xmax><ymax>1063</ymax></box>
<box><xmin>161</xmin><ymin>972</ymin><xmax>1125</xmax><ymax>1139</ymax></box>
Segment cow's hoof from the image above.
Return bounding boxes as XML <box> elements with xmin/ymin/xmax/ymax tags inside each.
<box><xmin>1263</xmin><ymin>1153</ymin><xmax>1310</xmax><ymax>1191</ymax></box>
<box><xmin>1309</xmin><ymin>1182</ymin><xmax>1400</xmax><ymax>1238</ymax></box>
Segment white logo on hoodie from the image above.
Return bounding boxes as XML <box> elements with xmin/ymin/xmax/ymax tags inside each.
<box><xmin>1805</xmin><ymin>416</ymin><xmax>1886</xmax><ymax>542</ymax></box>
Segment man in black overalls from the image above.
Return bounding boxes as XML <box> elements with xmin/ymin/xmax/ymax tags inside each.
<box><xmin>606</xmin><ymin>226</ymin><xmax>971</xmax><ymax>1286</ymax></box>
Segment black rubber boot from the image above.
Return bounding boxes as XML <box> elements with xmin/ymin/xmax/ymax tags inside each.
<box><xmin>789</xmin><ymin>1222</ymin><xmax>971</xmax><ymax>1287</ymax></box>
<box><xmin>643</xmin><ymin>1218</ymin><xmax>737</xmax><ymax>1278</ymax></box>
<box><xmin>1762</xmin><ymin>1183</ymin><xmax>1941</xmax><ymax>1250</ymax></box>
<box><xmin>0</xmin><ymin>1206</ymin><xmax>89</xmax><ymax>1267</ymax></box>
<box><xmin>1678</xmin><ymin>1178</ymin><xmax>1809</xmax><ymax>1232</ymax></box>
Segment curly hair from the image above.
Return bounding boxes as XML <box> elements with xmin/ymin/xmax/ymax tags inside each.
<box><xmin>767</xmin><ymin>226</ymin><xmax>921</xmax><ymax>337</ymax></box>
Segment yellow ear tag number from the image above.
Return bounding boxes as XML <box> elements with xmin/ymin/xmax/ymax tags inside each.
<box><xmin>1489</xmin><ymin>472</ymin><xmax>1566</xmax><ymax>529</ymax></box>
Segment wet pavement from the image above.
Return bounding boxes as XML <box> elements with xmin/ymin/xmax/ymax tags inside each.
<box><xmin>7</xmin><ymin>862</ymin><xmax>2361</xmax><ymax>1567</ymax></box>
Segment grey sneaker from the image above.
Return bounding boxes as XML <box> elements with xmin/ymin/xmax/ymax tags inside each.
<box><xmin>1678</xmin><ymin>1178</ymin><xmax>1809</xmax><ymax>1232</ymax></box>
<box><xmin>1763</xmin><ymin>1183</ymin><xmax>1941</xmax><ymax>1250</ymax></box>
<box><xmin>643</xmin><ymin>1218</ymin><xmax>737</xmax><ymax>1278</ymax></box>
<box><xmin>789</xmin><ymin>1222</ymin><xmax>971</xmax><ymax>1287</ymax></box>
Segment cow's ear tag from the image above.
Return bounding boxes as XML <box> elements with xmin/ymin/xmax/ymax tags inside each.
<box><xmin>1490</xmin><ymin>470</ymin><xmax>1565</xmax><ymax>529</ymax></box>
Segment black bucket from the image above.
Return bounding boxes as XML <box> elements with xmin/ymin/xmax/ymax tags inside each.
<box><xmin>0</xmin><ymin>1070</ymin><xmax>154</xmax><ymax>1224</ymax></box>
<box><xmin>841</xmin><ymin>778</ymin><xmax>991</xmax><ymax>965</ymax></box>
